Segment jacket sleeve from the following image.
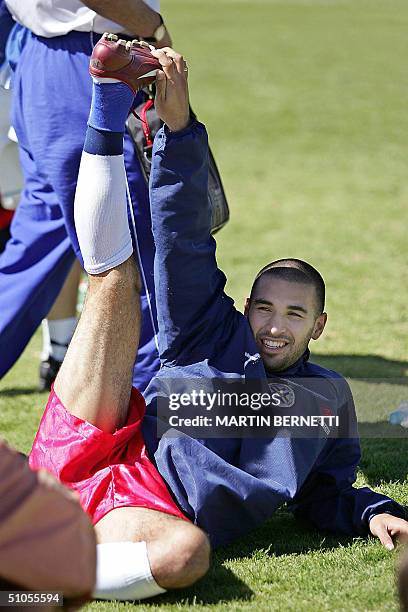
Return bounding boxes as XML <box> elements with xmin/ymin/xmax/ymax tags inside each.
<box><xmin>149</xmin><ymin>121</ymin><xmax>235</xmax><ymax>366</ymax></box>
<box><xmin>0</xmin><ymin>440</ymin><xmax>96</xmax><ymax>598</ymax></box>
<box><xmin>288</xmin><ymin>385</ymin><xmax>407</xmax><ymax>536</ymax></box>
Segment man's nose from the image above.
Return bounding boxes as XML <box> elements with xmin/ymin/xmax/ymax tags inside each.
<box><xmin>267</xmin><ymin>315</ymin><xmax>287</xmax><ymax>336</ymax></box>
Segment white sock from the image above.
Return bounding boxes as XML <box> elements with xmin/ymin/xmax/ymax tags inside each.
<box><xmin>41</xmin><ymin>317</ymin><xmax>77</xmax><ymax>362</ymax></box>
<box><xmin>93</xmin><ymin>541</ymin><xmax>166</xmax><ymax>601</ymax></box>
<box><xmin>74</xmin><ymin>151</ymin><xmax>133</xmax><ymax>274</ymax></box>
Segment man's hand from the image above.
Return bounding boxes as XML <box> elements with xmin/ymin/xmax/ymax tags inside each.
<box><xmin>151</xmin><ymin>47</ymin><xmax>190</xmax><ymax>133</ymax></box>
<box><xmin>82</xmin><ymin>0</ymin><xmax>172</xmax><ymax>47</ymax></box>
<box><xmin>369</xmin><ymin>513</ymin><xmax>408</xmax><ymax>550</ymax></box>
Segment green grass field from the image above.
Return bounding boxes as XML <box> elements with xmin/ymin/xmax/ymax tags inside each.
<box><xmin>1</xmin><ymin>0</ymin><xmax>407</xmax><ymax>609</ymax></box>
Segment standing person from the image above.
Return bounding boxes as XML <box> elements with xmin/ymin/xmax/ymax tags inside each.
<box><xmin>0</xmin><ymin>0</ymin><xmax>171</xmax><ymax>391</ymax></box>
<box><xmin>30</xmin><ymin>40</ymin><xmax>407</xmax><ymax>606</ymax></box>
<box><xmin>0</xmin><ymin>9</ymin><xmax>81</xmax><ymax>389</ymax></box>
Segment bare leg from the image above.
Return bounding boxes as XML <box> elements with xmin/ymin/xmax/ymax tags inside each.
<box><xmin>54</xmin><ymin>257</ymin><xmax>141</xmax><ymax>433</ymax></box>
<box><xmin>95</xmin><ymin>507</ymin><xmax>210</xmax><ymax>589</ymax></box>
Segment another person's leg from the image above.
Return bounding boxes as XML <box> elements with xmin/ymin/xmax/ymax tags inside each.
<box><xmin>39</xmin><ymin>258</ymin><xmax>82</xmax><ymax>391</ymax></box>
<box><xmin>0</xmin><ymin>167</ymin><xmax>75</xmax><ymax>380</ymax></box>
<box><xmin>0</xmin><ymin>34</ymin><xmax>77</xmax><ymax>380</ymax></box>
<box><xmin>1</xmin><ymin>32</ymin><xmax>160</xmax><ymax>386</ymax></box>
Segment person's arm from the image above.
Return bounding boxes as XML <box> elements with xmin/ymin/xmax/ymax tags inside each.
<box><xmin>289</xmin><ymin>437</ymin><xmax>406</xmax><ymax>536</ymax></box>
<box><xmin>288</xmin><ymin>387</ymin><xmax>407</xmax><ymax>543</ymax></box>
<box><xmin>149</xmin><ymin>48</ymin><xmax>235</xmax><ymax>365</ymax></box>
<box><xmin>0</xmin><ymin>441</ymin><xmax>96</xmax><ymax>598</ymax></box>
<box><xmin>82</xmin><ymin>0</ymin><xmax>172</xmax><ymax>46</ymax></box>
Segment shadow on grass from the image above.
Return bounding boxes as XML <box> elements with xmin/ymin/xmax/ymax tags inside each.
<box><xmin>0</xmin><ymin>386</ymin><xmax>41</xmax><ymax>397</ymax></box>
<box><xmin>143</xmin><ymin>513</ymin><xmax>352</xmax><ymax>606</ymax></box>
<box><xmin>216</xmin><ymin>511</ymin><xmax>353</xmax><ymax>562</ymax></box>
<box><xmin>308</xmin><ymin>354</ymin><xmax>408</xmax><ymax>486</ymax></box>
<box><xmin>359</xmin><ymin>421</ymin><xmax>408</xmax><ymax>440</ymax></box>
<box><xmin>358</xmin><ymin>422</ymin><xmax>408</xmax><ymax>486</ymax></box>
<box><xmin>141</xmin><ymin>505</ymin><xmax>408</xmax><ymax>606</ymax></box>
<box><xmin>311</xmin><ymin>353</ymin><xmax>408</xmax><ymax>381</ymax></box>
<box><xmin>144</xmin><ymin>561</ymin><xmax>254</xmax><ymax>606</ymax></box>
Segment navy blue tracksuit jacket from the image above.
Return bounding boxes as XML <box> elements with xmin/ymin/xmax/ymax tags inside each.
<box><xmin>142</xmin><ymin>120</ymin><xmax>406</xmax><ymax>548</ymax></box>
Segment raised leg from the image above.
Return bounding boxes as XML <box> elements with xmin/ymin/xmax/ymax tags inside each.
<box><xmin>47</xmin><ymin>42</ymin><xmax>210</xmax><ymax>599</ymax></box>
<box><xmin>54</xmin><ymin>72</ymin><xmax>139</xmax><ymax>432</ymax></box>
<box><xmin>54</xmin><ymin>257</ymin><xmax>140</xmax><ymax>432</ymax></box>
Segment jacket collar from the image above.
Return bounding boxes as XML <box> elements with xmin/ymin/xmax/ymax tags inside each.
<box><xmin>268</xmin><ymin>349</ymin><xmax>310</xmax><ymax>377</ymax></box>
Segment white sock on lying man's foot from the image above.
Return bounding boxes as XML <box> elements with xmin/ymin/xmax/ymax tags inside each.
<box><xmin>74</xmin><ymin>78</ymin><xmax>135</xmax><ymax>274</ymax></box>
<box><xmin>93</xmin><ymin>541</ymin><xmax>166</xmax><ymax>601</ymax></box>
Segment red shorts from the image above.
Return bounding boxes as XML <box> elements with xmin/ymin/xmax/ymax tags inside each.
<box><xmin>29</xmin><ymin>387</ymin><xmax>188</xmax><ymax>525</ymax></box>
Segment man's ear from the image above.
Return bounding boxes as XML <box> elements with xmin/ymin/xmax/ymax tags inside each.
<box><xmin>244</xmin><ymin>298</ymin><xmax>251</xmax><ymax>316</ymax></box>
<box><xmin>311</xmin><ymin>312</ymin><xmax>327</xmax><ymax>340</ymax></box>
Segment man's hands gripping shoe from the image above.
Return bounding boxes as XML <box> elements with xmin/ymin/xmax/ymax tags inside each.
<box><xmin>90</xmin><ymin>33</ymin><xmax>162</xmax><ymax>93</ymax></box>
<box><xmin>151</xmin><ymin>48</ymin><xmax>190</xmax><ymax>133</ymax></box>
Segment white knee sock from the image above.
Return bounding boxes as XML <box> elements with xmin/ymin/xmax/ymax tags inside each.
<box><xmin>93</xmin><ymin>541</ymin><xmax>166</xmax><ymax>601</ymax></box>
<box><xmin>74</xmin><ymin>151</ymin><xmax>133</xmax><ymax>274</ymax></box>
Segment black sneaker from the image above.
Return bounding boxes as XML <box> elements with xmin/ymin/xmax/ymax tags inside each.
<box><xmin>38</xmin><ymin>356</ymin><xmax>63</xmax><ymax>392</ymax></box>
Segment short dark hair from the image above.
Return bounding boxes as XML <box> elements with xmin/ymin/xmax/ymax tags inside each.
<box><xmin>250</xmin><ymin>258</ymin><xmax>325</xmax><ymax>314</ymax></box>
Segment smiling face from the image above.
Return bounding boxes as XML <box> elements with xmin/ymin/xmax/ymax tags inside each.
<box><xmin>245</xmin><ymin>274</ymin><xmax>327</xmax><ymax>373</ymax></box>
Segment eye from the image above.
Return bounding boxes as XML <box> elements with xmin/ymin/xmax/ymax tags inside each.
<box><xmin>288</xmin><ymin>312</ymin><xmax>302</xmax><ymax>318</ymax></box>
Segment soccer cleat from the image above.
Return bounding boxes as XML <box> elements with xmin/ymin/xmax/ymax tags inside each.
<box><xmin>89</xmin><ymin>33</ymin><xmax>161</xmax><ymax>93</ymax></box>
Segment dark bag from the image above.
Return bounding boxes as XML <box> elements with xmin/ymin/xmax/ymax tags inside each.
<box><xmin>126</xmin><ymin>92</ymin><xmax>230</xmax><ymax>234</ymax></box>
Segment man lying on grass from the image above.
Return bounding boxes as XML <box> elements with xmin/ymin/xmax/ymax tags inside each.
<box><xmin>29</xmin><ymin>37</ymin><xmax>407</xmax><ymax>601</ymax></box>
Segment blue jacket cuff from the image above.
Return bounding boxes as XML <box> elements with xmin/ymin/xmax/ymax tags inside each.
<box><xmin>162</xmin><ymin>119</ymin><xmax>202</xmax><ymax>140</ymax></box>
<box><xmin>363</xmin><ymin>500</ymin><xmax>407</xmax><ymax>529</ymax></box>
